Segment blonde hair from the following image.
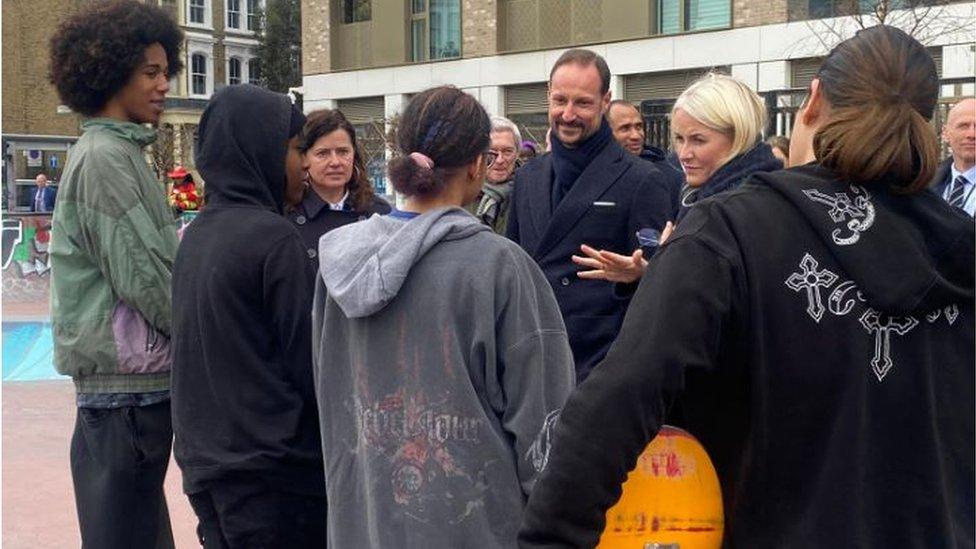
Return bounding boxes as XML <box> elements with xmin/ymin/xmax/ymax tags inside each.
<box><xmin>672</xmin><ymin>73</ymin><xmax>767</xmax><ymax>167</ymax></box>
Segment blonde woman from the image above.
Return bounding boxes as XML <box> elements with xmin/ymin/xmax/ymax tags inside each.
<box><xmin>575</xmin><ymin>73</ymin><xmax>780</xmax><ymax>280</ymax></box>
<box><xmin>672</xmin><ymin>72</ymin><xmax>782</xmax><ymax>221</ymax></box>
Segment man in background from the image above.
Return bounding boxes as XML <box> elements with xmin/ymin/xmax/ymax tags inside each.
<box><xmin>933</xmin><ymin>97</ymin><xmax>975</xmax><ymax>217</ymax></box>
<box><xmin>32</xmin><ymin>174</ymin><xmax>56</xmax><ymax>212</ymax></box>
<box><xmin>606</xmin><ymin>99</ymin><xmax>682</xmax><ymax>216</ymax></box>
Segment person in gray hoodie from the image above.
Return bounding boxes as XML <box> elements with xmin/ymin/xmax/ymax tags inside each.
<box><xmin>312</xmin><ymin>86</ymin><xmax>576</xmax><ymax>549</ymax></box>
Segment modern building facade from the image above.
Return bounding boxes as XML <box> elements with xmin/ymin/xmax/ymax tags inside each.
<box><xmin>301</xmin><ymin>0</ymin><xmax>975</xmax><ymax>195</ymax></box>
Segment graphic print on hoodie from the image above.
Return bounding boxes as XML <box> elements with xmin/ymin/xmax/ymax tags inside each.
<box><xmin>171</xmin><ymin>85</ymin><xmax>324</xmax><ymax>497</ymax></box>
<box><xmin>520</xmin><ymin>163</ymin><xmax>974</xmax><ymax>548</ymax></box>
<box><xmin>313</xmin><ymin>207</ymin><xmax>575</xmax><ymax>548</ymax></box>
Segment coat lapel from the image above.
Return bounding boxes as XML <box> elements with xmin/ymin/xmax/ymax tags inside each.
<box><xmin>526</xmin><ymin>154</ymin><xmax>554</xmax><ymax>246</ymax></box>
<box><xmin>535</xmin><ymin>143</ymin><xmax>628</xmax><ymax>258</ymax></box>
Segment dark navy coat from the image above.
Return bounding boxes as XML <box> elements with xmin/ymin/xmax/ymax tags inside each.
<box><xmin>507</xmin><ymin>140</ymin><xmax>675</xmax><ymax>382</ymax></box>
<box><xmin>931</xmin><ymin>157</ymin><xmax>954</xmax><ymax>197</ymax></box>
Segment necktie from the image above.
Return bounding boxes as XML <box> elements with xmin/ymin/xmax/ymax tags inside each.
<box><xmin>35</xmin><ymin>189</ymin><xmax>44</xmax><ymax>212</ymax></box>
<box><xmin>947</xmin><ymin>175</ymin><xmax>968</xmax><ymax>209</ymax></box>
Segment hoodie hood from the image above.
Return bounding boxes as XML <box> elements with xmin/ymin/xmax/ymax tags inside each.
<box><xmin>751</xmin><ymin>163</ymin><xmax>974</xmax><ymax>314</ymax></box>
<box><xmin>318</xmin><ymin>207</ymin><xmax>490</xmax><ymax>318</ymax></box>
<box><xmin>196</xmin><ymin>84</ymin><xmax>292</xmax><ymax>212</ymax></box>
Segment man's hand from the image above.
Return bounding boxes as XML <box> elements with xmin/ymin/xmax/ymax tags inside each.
<box><xmin>573</xmin><ymin>245</ymin><xmax>648</xmax><ymax>283</ymax></box>
<box><xmin>573</xmin><ymin>222</ymin><xmax>675</xmax><ymax>283</ymax></box>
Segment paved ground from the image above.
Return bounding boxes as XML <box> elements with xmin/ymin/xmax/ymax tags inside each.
<box><xmin>2</xmin><ymin>380</ymin><xmax>199</xmax><ymax>548</ymax></box>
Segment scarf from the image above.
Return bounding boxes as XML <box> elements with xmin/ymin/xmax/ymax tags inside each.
<box><xmin>677</xmin><ymin>142</ymin><xmax>782</xmax><ymax>222</ymax></box>
<box><xmin>550</xmin><ymin>118</ymin><xmax>614</xmax><ymax>209</ymax></box>
<box><xmin>476</xmin><ymin>178</ymin><xmax>514</xmax><ymax>228</ymax></box>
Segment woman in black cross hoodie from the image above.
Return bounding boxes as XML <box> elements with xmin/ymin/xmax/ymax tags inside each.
<box><xmin>171</xmin><ymin>84</ymin><xmax>326</xmax><ymax>547</ymax></box>
<box><xmin>520</xmin><ymin>26</ymin><xmax>974</xmax><ymax>547</ymax></box>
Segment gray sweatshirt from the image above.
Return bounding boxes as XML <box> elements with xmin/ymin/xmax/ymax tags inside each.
<box><xmin>312</xmin><ymin>207</ymin><xmax>575</xmax><ymax>549</ymax></box>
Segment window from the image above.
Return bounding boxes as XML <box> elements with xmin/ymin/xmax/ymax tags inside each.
<box><xmin>410</xmin><ymin>0</ymin><xmax>461</xmax><ymax>62</ymax></box>
<box><xmin>248</xmin><ymin>60</ymin><xmax>261</xmax><ymax>84</ymax></box>
<box><xmin>807</xmin><ymin>0</ymin><xmax>908</xmax><ymax>18</ymax></box>
<box><xmin>247</xmin><ymin>0</ymin><xmax>260</xmax><ymax>31</ymax></box>
<box><xmin>191</xmin><ymin>53</ymin><xmax>207</xmax><ymax>95</ymax></box>
<box><xmin>189</xmin><ymin>0</ymin><xmax>206</xmax><ymax>24</ymax></box>
<box><xmin>228</xmin><ymin>58</ymin><xmax>242</xmax><ymax>85</ymax></box>
<box><xmin>343</xmin><ymin>0</ymin><xmax>371</xmax><ymax>23</ymax></box>
<box><xmin>227</xmin><ymin>0</ymin><xmax>241</xmax><ymax>28</ymax></box>
<box><xmin>658</xmin><ymin>0</ymin><xmax>729</xmax><ymax>34</ymax></box>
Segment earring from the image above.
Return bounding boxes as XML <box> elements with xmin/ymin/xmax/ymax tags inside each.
<box><xmin>303</xmin><ymin>170</ymin><xmax>311</xmax><ymax>188</ymax></box>
<box><xmin>352</xmin><ymin>165</ymin><xmax>362</xmax><ymax>180</ymax></box>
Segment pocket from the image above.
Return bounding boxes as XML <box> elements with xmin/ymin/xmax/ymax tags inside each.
<box><xmin>581</xmin><ymin>205</ymin><xmax>622</xmax><ymax>246</ymax></box>
<box><xmin>79</xmin><ymin>406</ymin><xmax>113</xmax><ymax>427</ymax></box>
<box><xmin>111</xmin><ymin>301</ymin><xmax>172</xmax><ymax>374</ymax></box>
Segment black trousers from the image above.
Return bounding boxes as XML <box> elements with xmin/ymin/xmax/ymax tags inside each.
<box><xmin>188</xmin><ymin>480</ymin><xmax>327</xmax><ymax>548</ymax></box>
<box><xmin>70</xmin><ymin>400</ymin><xmax>174</xmax><ymax>549</ymax></box>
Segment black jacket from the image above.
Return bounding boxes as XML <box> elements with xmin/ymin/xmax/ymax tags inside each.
<box><xmin>288</xmin><ymin>190</ymin><xmax>391</xmax><ymax>270</ymax></box>
<box><xmin>171</xmin><ymin>85</ymin><xmax>324</xmax><ymax>497</ymax></box>
<box><xmin>506</xmin><ymin>141</ymin><xmax>675</xmax><ymax>382</ymax></box>
<box><xmin>520</xmin><ymin>163</ymin><xmax>974</xmax><ymax>547</ymax></box>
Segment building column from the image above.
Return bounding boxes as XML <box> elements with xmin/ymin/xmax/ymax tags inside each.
<box><xmin>479</xmin><ymin>86</ymin><xmax>504</xmax><ymax>117</ymax></box>
<box><xmin>609</xmin><ymin>74</ymin><xmax>624</xmax><ymax>102</ymax></box>
<box><xmin>732</xmin><ymin>63</ymin><xmax>759</xmax><ymax>91</ymax></box>
<box><xmin>757</xmin><ymin>61</ymin><xmax>789</xmax><ymax>92</ymax></box>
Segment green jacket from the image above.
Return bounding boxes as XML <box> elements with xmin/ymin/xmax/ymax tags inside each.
<box><xmin>50</xmin><ymin>119</ymin><xmax>178</xmax><ymax>394</ymax></box>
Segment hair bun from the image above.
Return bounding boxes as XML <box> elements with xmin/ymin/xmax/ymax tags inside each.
<box><xmin>388</xmin><ymin>155</ymin><xmax>438</xmax><ymax>196</ymax></box>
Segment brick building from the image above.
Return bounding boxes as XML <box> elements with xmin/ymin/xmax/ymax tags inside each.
<box><xmin>301</xmin><ymin>0</ymin><xmax>975</xmax><ymax>198</ymax></box>
<box><xmin>1</xmin><ymin>0</ymin><xmax>264</xmax><ymax>211</ymax></box>
<box><xmin>1</xmin><ymin>0</ymin><xmax>86</xmax><ymax>212</ymax></box>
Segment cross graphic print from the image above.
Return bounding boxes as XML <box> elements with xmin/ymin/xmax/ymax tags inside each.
<box><xmin>859</xmin><ymin>309</ymin><xmax>918</xmax><ymax>382</ymax></box>
<box><xmin>786</xmin><ymin>254</ymin><xmax>838</xmax><ymax>322</ymax></box>
<box><xmin>802</xmin><ymin>187</ymin><xmax>876</xmax><ymax>246</ymax></box>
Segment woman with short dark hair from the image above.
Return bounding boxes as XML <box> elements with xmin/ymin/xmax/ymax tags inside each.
<box><xmin>312</xmin><ymin>86</ymin><xmax>575</xmax><ymax>548</ymax></box>
<box><xmin>290</xmin><ymin>109</ymin><xmax>391</xmax><ymax>266</ymax></box>
<box><xmin>521</xmin><ymin>25</ymin><xmax>974</xmax><ymax>547</ymax></box>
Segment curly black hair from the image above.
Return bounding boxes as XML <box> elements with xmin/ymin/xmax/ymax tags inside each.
<box><xmin>49</xmin><ymin>0</ymin><xmax>184</xmax><ymax>117</ymax></box>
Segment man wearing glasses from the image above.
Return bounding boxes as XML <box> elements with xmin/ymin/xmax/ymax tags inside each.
<box><xmin>468</xmin><ymin>116</ymin><xmax>523</xmax><ymax>234</ymax></box>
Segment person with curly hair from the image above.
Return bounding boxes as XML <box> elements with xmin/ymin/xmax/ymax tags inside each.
<box><xmin>290</xmin><ymin>109</ymin><xmax>392</xmax><ymax>269</ymax></box>
<box><xmin>47</xmin><ymin>1</ymin><xmax>183</xmax><ymax>547</ymax></box>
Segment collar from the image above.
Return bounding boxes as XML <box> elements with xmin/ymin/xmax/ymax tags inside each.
<box><xmin>302</xmin><ymin>189</ymin><xmax>350</xmax><ymax>218</ymax></box>
<box><xmin>950</xmin><ymin>163</ymin><xmax>976</xmax><ymax>186</ymax></box>
<box><xmin>81</xmin><ymin>118</ymin><xmax>158</xmax><ymax>148</ymax></box>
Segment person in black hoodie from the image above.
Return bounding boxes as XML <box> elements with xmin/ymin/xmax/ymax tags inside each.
<box><xmin>171</xmin><ymin>84</ymin><xmax>326</xmax><ymax>548</ymax></box>
<box><xmin>520</xmin><ymin>25</ymin><xmax>974</xmax><ymax>548</ymax></box>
